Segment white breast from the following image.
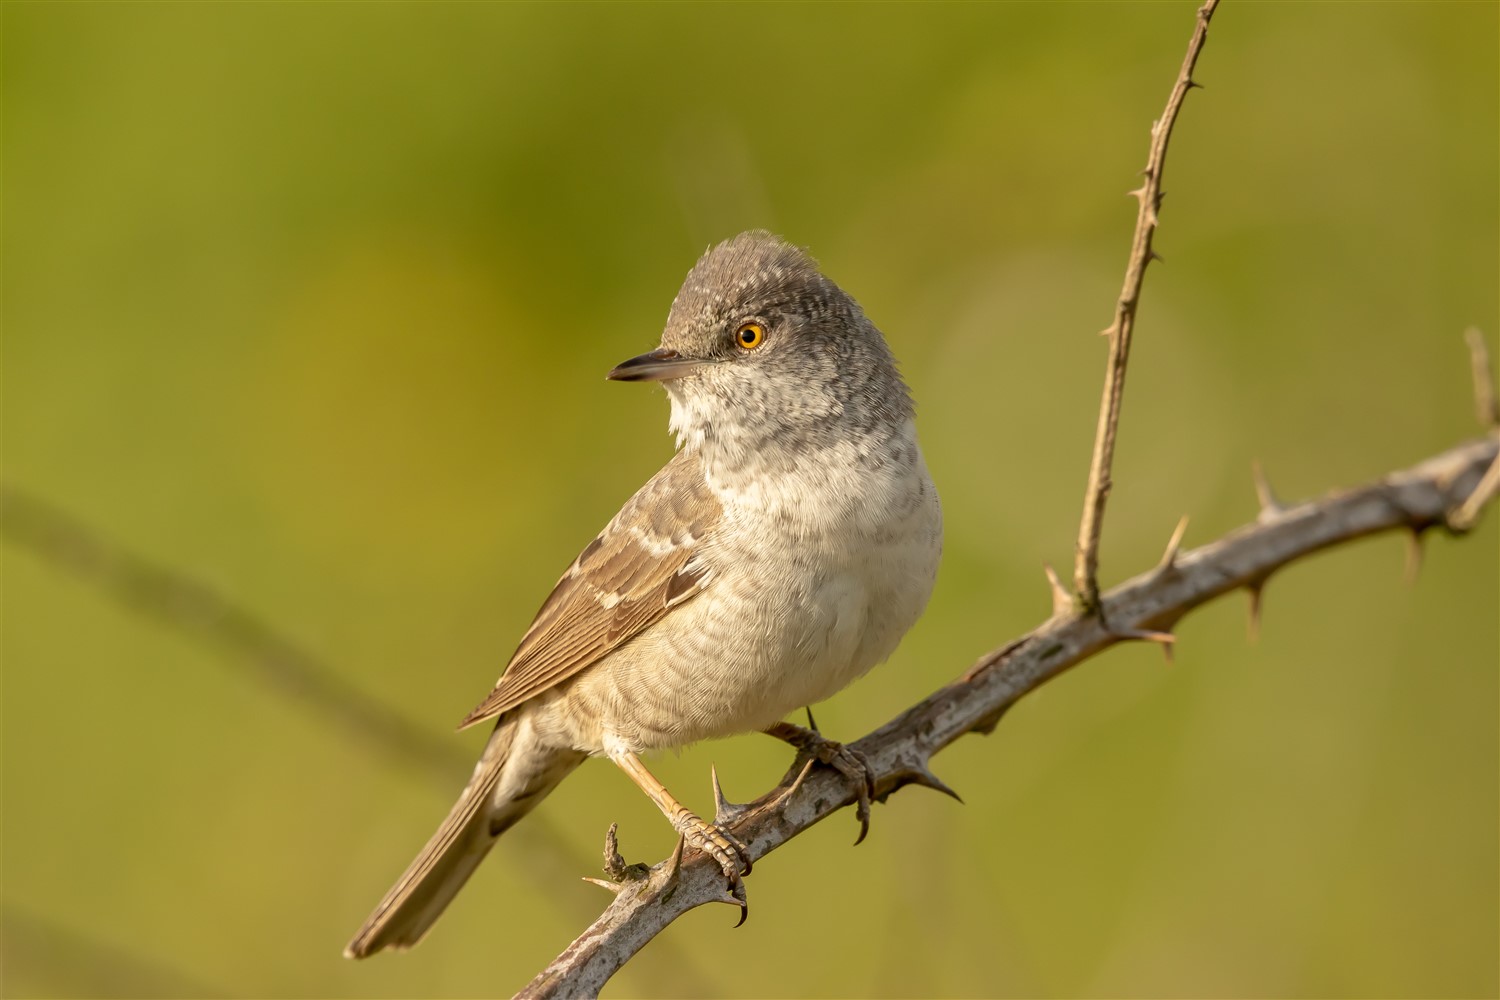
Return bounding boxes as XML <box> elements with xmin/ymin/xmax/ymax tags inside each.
<box><xmin>550</xmin><ymin>421</ymin><xmax>941</xmax><ymax>753</ymax></box>
<box><xmin>679</xmin><ymin>421</ymin><xmax>939</xmax><ymax>742</ymax></box>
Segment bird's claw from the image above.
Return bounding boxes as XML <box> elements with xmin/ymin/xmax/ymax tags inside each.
<box><xmin>669</xmin><ymin>808</ymin><xmax>751</xmax><ymax>923</ymax></box>
<box><xmin>725</xmin><ymin>873</ymin><xmax>749</xmax><ymax>927</ymax></box>
<box><xmin>768</xmin><ymin>722</ymin><xmax>877</xmax><ymax>845</ymax></box>
<box><xmin>675</xmin><ymin>809</ymin><xmax>756</xmax><ymax>887</ymax></box>
<box><xmin>819</xmin><ymin>741</ymin><xmax>876</xmax><ymax>845</ymax></box>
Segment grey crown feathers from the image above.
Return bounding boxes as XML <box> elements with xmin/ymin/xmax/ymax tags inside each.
<box><xmin>617</xmin><ymin>231</ymin><xmax>914</xmax><ymax>457</ymax></box>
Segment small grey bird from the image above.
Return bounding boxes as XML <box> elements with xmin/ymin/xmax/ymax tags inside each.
<box><xmin>345</xmin><ymin>230</ymin><xmax>942</xmax><ymax>958</ymax></box>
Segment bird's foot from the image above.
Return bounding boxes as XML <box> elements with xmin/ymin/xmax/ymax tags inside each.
<box><xmin>669</xmin><ymin>806</ymin><xmax>751</xmax><ymax>923</ymax></box>
<box><xmin>672</xmin><ymin>807</ymin><xmax>751</xmax><ymax>878</ymax></box>
<box><xmin>764</xmin><ymin>719</ymin><xmax>877</xmax><ymax>845</ymax></box>
<box><xmin>605</xmin><ymin>748</ymin><xmax>753</xmax><ymax>922</ymax></box>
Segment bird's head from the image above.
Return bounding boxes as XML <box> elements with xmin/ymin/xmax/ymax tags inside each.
<box><xmin>608</xmin><ymin>231</ymin><xmax>911</xmax><ymax>461</ymax></box>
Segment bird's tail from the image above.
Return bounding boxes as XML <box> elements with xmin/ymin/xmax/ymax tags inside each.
<box><xmin>344</xmin><ymin>712</ymin><xmax>583</xmax><ymax>958</ymax></box>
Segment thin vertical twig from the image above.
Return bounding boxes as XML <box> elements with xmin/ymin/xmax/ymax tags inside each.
<box><xmin>1464</xmin><ymin>327</ymin><xmax>1498</xmax><ymax>430</ymax></box>
<box><xmin>1073</xmin><ymin>0</ymin><xmax>1220</xmax><ymax>614</ymax></box>
<box><xmin>1447</xmin><ymin>329</ymin><xmax>1500</xmax><ymax>531</ymax></box>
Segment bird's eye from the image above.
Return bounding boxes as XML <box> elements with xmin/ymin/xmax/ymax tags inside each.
<box><xmin>736</xmin><ymin>322</ymin><xmax>766</xmax><ymax>350</ymax></box>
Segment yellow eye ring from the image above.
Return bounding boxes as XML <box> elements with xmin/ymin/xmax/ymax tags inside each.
<box><xmin>736</xmin><ymin>322</ymin><xmax>766</xmax><ymax>350</ymax></box>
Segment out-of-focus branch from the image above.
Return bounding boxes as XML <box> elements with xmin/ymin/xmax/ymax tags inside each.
<box><xmin>1</xmin><ymin>903</ymin><xmax>231</xmax><ymax>1000</ymax></box>
<box><xmin>1073</xmin><ymin>0</ymin><xmax>1220</xmax><ymax>614</ymax></box>
<box><xmin>0</xmin><ymin>484</ymin><xmax>468</xmax><ymax>783</ymax></box>
<box><xmin>522</xmin><ymin>432</ymin><xmax>1498</xmax><ymax>998</ymax></box>
<box><xmin>0</xmin><ymin>485</ymin><xmax>715</xmax><ymax>993</ymax></box>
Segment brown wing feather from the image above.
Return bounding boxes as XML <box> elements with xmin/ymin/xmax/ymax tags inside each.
<box><xmin>458</xmin><ymin>450</ymin><xmax>718</xmax><ymax>729</ymax></box>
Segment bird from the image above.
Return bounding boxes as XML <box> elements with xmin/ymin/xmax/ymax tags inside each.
<box><xmin>344</xmin><ymin>230</ymin><xmax>942</xmax><ymax>958</ymax></box>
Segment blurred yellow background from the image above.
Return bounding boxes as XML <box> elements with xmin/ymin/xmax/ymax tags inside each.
<box><xmin>3</xmin><ymin>3</ymin><xmax>1496</xmax><ymax>998</ymax></box>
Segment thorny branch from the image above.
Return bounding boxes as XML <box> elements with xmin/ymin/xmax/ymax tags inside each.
<box><xmin>4</xmin><ymin>1</ymin><xmax>1482</xmax><ymax>995</ymax></box>
<box><xmin>1073</xmin><ymin>0</ymin><xmax>1220</xmax><ymax>615</ymax></box>
<box><xmin>525</xmin><ymin>431</ymin><xmax>1498</xmax><ymax>999</ymax></box>
<box><xmin>1</xmin><ymin>902</ymin><xmax>231</xmax><ymax>999</ymax></box>
<box><xmin>518</xmin><ymin>0</ymin><xmax>1494</xmax><ymax>992</ymax></box>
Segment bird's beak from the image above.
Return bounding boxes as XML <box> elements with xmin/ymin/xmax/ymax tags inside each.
<box><xmin>606</xmin><ymin>347</ymin><xmax>708</xmax><ymax>382</ymax></box>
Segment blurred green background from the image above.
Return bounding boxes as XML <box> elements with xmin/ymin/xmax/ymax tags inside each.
<box><xmin>3</xmin><ymin>2</ymin><xmax>1496</xmax><ymax>998</ymax></box>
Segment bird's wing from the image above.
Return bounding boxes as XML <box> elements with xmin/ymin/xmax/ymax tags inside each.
<box><xmin>458</xmin><ymin>450</ymin><xmax>720</xmax><ymax>729</ymax></box>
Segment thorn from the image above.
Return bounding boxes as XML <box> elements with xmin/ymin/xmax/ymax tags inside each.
<box><xmin>968</xmin><ymin>702</ymin><xmax>1012</xmax><ymax>737</ymax></box>
<box><xmin>1445</xmin><ymin>449</ymin><xmax>1500</xmax><ymax>533</ymax></box>
<box><xmin>908</xmin><ymin>762</ymin><xmax>964</xmax><ymax>804</ymax></box>
<box><xmin>763</xmin><ymin>758</ymin><xmax>816</xmax><ymax>814</ymax></box>
<box><xmin>804</xmin><ymin>705</ymin><xmax>819</xmax><ymax>734</ymax></box>
<box><xmin>1099</xmin><ymin>324</ymin><xmax>1117</xmax><ymax>338</ymax></box>
<box><xmin>1185</xmin><ymin>77</ymin><xmax>1204</xmax><ymax>90</ymax></box>
<box><xmin>1043</xmin><ymin>562</ymin><xmax>1072</xmax><ymax>617</ymax></box>
<box><xmin>711</xmin><ymin>763</ymin><xmax>730</xmax><ymax>816</ymax></box>
<box><xmin>661</xmin><ymin>834</ymin><xmax>685</xmax><ymax>897</ymax></box>
<box><xmin>710</xmin><ymin>764</ymin><xmax>749</xmax><ymax>826</ymax></box>
<box><xmin>1112</xmin><ymin>626</ymin><xmax>1177</xmax><ymax>647</ymax></box>
<box><xmin>1252</xmin><ymin>460</ymin><xmax>1284</xmax><ymax>521</ymax></box>
<box><xmin>1128</xmin><ymin>186</ymin><xmax>1148</xmax><ymax>201</ymax></box>
<box><xmin>1465</xmin><ymin>327</ymin><xmax>1498</xmax><ymax>429</ymax></box>
<box><xmin>1246</xmin><ymin>583</ymin><xmax>1264</xmax><ymax>641</ymax></box>
<box><xmin>581</xmin><ymin>876</ymin><xmax>624</xmax><ymax>894</ymax></box>
<box><xmin>1156</xmin><ymin>515</ymin><xmax>1190</xmax><ymax>574</ymax></box>
<box><xmin>1147</xmin><ymin>248</ymin><xmax>1164</xmax><ymax>264</ymax></box>
<box><xmin>1404</xmin><ymin>528</ymin><xmax>1424</xmax><ymax>586</ymax></box>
